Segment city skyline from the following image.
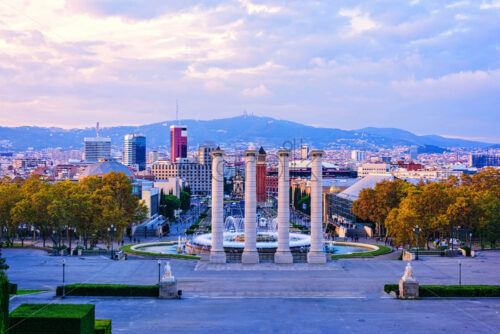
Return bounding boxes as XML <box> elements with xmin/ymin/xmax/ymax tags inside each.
<box><xmin>0</xmin><ymin>1</ymin><xmax>499</xmax><ymax>142</ymax></box>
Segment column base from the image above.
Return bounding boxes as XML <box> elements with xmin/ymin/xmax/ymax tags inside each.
<box><xmin>307</xmin><ymin>252</ymin><xmax>327</xmax><ymax>264</ymax></box>
<box><xmin>241</xmin><ymin>251</ymin><xmax>259</xmax><ymax>264</ymax></box>
<box><xmin>210</xmin><ymin>251</ymin><xmax>226</xmax><ymax>264</ymax></box>
<box><xmin>274</xmin><ymin>251</ymin><xmax>293</xmax><ymax>264</ymax></box>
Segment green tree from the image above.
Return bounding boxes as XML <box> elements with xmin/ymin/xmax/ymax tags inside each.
<box><xmin>0</xmin><ymin>183</ymin><xmax>23</xmax><ymax>246</ymax></box>
<box><xmin>163</xmin><ymin>195</ymin><xmax>181</xmax><ymax>220</ymax></box>
<box><xmin>180</xmin><ymin>191</ymin><xmax>191</xmax><ymax>211</ymax></box>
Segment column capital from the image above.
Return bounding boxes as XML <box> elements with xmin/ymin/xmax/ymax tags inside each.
<box><xmin>244</xmin><ymin>150</ymin><xmax>258</xmax><ymax>157</ymax></box>
<box><xmin>309</xmin><ymin>150</ymin><xmax>324</xmax><ymax>158</ymax></box>
<box><xmin>212</xmin><ymin>149</ymin><xmax>225</xmax><ymax>157</ymax></box>
<box><xmin>277</xmin><ymin>150</ymin><xmax>291</xmax><ymax>157</ymax></box>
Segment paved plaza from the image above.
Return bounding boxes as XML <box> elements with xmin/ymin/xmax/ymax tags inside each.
<box><xmin>5</xmin><ymin>248</ymin><xmax>500</xmax><ymax>333</ymax></box>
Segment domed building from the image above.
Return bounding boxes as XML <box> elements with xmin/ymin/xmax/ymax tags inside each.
<box><xmin>80</xmin><ymin>160</ymin><xmax>134</xmax><ymax>179</ymax></box>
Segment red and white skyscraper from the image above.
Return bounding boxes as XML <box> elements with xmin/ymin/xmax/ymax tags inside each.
<box><xmin>170</xmin><ymin>125</ymin><xmax>187</xmax><ymax>163</ymax></box>
<box><xmin>256</xmin><ymin>146</ymin><xmax>267</xmax><ymax>203</ymax></box>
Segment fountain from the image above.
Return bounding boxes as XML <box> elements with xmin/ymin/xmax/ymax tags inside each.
<box><xmin>185</xmin><ymin>215</ymin><xmax>311</xmax><ymax>255</ymax></box>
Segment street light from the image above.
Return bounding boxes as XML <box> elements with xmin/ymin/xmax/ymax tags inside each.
<box><xmin>108</xmin><ymin>224</ymin><xmax>117</xmax><ymax>260</ymax></box>
<box><xmin>451</xmin><ymin>225</ymin><xmax>461</xmax><ymax>252</ymax></box>
<box><xmin>62</xmin><ymin>259</ymin><xmax>66</xmax><ymax>298</ymax></box>
<box><xmin>157</xmin><ymin>260</ymin><xmax>161</xmax><ymax>284</ymax></box>
<box><xmin>413</xmin><ymin>225</ymin><xmax>422</xmax><ymax>260</ymax></box>
<box><xmin>469</xmin><ymin>232</ymin><xmax>473</xmax><ymax>249</ymax></box>
<box><xmin>459</xmin><ymin>260</ymin><xmax>462</xmax><ymax>285</ymax></box>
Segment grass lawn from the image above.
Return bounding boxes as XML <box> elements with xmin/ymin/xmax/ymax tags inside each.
<box><xmin>119</xmin><ymin>243</ymin><xmax>200</xmax><ymax>260</ymax></box>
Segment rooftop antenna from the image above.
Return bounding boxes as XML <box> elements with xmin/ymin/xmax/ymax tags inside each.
<box><xmin>96</xmin><ymin>122</ymin><xmax>100</xmax><ymax>137</ymax></box>
<box><xmin>176</xmin><ymin>100</ymin><xmax>179</xmax><ymax>124</ymax></box>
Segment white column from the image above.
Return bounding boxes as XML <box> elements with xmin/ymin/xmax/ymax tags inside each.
<box><xmin>242</xmin><ymin>150</ymin><xmax>259</xmax><ymax>264</ymax></box>
<box><xmin>307</xmin><ymin>150</ymin><xmax>326</xmax><ymax>264</ymax></box>
<box><xmin>210</xmin><ymin>149</ymin><xmax>226</xmax><ymax>264</ymax></box>
<box><xmin>274</xmin><ymin>150</ymin><xmax>293</xmax><ymax>264</ymax></box>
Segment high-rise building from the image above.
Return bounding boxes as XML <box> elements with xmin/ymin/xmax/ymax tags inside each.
<box><xmin>351</xmin><ymin>150</ymin><xmax>366</xmax><ymax>162</ymax></box>
<box><xmin>84</xmin><ymin>137</ymin><xmax>111</xmax><ymax>162</ymax></box>
<box><xmin>124</xmin><ymin>134</ymin><xmax>146</xmax><ymax>171</ymax></box>
<box><xmin>301</xmin><ymin>146</ymin><xmax>310</xmax><ymax>160</ymax></box>
<box><xmin>409</xmin><ymin>145</ymin><xmax>418</xmax><ymax>162</ymax></box>
<box><xmin>170</xmin><ymin>125</ymin><xmax>187</xmax><ymax>163</ymax></box>
<box><xmin>199</xmin><ymin>142</ymin><xmax>216</xmax><ymax>165</ymax></box>
<box><xmin>469</xmin><ymin>154</ymin><xmax>500</xmax><ymax>168</ymax></box>
<box><xmin>149</xmin><ymin>150</ymin><xmax>159</xmax><ymax>163</ymax></box>
<box><xmin>151</xmin><ymin>160</ymin><xmax>211</xmax><ymax>195</ymax></box>
<box><xmin>256</xmin><ymin>146</ymin><xmax>267</xmax><ymax>202</ymax></box>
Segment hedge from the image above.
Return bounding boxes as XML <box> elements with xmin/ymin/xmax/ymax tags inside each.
<box><xmin>119</xmin><ymin>243</ymin><xmax>200</xmax><ymax>260</ymax></box>
<box><xmin>94</xmin><ymin>319</ymin><xmax>112</xmax><ymax>334</ymax></box>
<box><xmin>0</xmin><ymin>272</ymin><xmax>8</xmax><ymax>334</ymax></box>
<box><xmin>8</xmin><ymin>283</ymin><xmax>18</xmax><ymax>295</ymax></box>
<box><xmin>9</xmin><ymin>303</ymin><xmax>95</xmax><ymax>334</ymax></box>
<box><xmin>384</xmin><ymin>284</ymin><xmax>500</xmax><ymax>297</ymax></box>
<box><xmin>56</xmin><ymin>284</ymin><xmax>159</xmax><ymax>297</ymax></box>
<box><xmin>331</xmin><ymin>244</ymin><xmax>392</xmax><ymax>259</ymax></box>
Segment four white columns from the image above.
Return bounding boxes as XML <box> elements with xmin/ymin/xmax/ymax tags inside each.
<box><xmin>209</xmin><ymin>147</ymin><xmax>325</xmax><ymax>264</ymax></box>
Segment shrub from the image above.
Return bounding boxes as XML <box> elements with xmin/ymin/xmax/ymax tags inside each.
<box><xmin>94</xmin><ymin>319</ymin><xmax>112</xmax><ymax>334</ymax></box>
<box><xmin>56</xmin><ymin>284</ymin><xmax>159</xmax><ymax>297</ymax></box>
<box><xmin>8</xmin><ymin>283</ymin><xmax>18</xmax><ymax>295</ymax></box>
<box><xmin>0</xmin><ymin>272</ymin><xmax>9</xmax><ymax>334</ymax></box>
<box><xmin>9</xmin><ymin>303</ymin><xmax>95</xmax><ymax>334</ymax></box>
<box><xmin>383</xmin><ymin>284</ymin><xmax>500</xmax><ymax>297</ymax></box>
<box><xmin>460</xmin><ymin>246</ymin><xmax>471</xmax><ymax>256</ymax></box>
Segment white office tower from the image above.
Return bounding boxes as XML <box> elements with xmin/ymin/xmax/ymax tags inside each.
<box><xmin>149</xmin><ymin>151</ymin><xmax>159</xmax><ymax>163</ymax></box>
<box><xmin>199</xmin><ymin>142</ymin><xmax>217</xmax><ymax>165</ymax></box>
<box><xmin>409</xmin><ymin>146</ymin><xmax>418</xmax><ymax>162</ymax></box>
<box><xmin>301</xmin><ymin>146</ymin><xmax>310</xmax><ymax>160</ymax></box>
<box><xmin>83</xmin><ymin>122</ymin><xmax>111</xmax><ymax>162</ymax></box>
<box><xmin>351</xmin><ymin>150</ymin><xmax>366</xmax><ymax>162</ymax></box>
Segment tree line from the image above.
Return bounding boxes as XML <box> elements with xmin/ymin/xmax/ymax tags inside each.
<box><xmin>352</xmin><ymin>168</ymin><xmax>500</xmax><ymax>249</ymax></box>
<box><xmin>0</xmin><ymin>172</ymin><xmax>148</xmax><ymax>249</ymax></box>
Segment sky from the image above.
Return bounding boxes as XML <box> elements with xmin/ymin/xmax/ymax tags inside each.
<box><xmin>0</xmin><ymin>0</ymin><xmax>499</xmax><ymax>143</ymax></box>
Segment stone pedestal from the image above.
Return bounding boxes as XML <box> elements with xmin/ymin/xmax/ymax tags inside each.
<box><xmin>159</xmin><ymin>278</ymin><xmax>178</xmax><ymax>299</ymax></box>
<box><xmin>399</xmin><ymin>279</ymin><xmax>419</xmax><ymax>299</ymax></box>
<box><xmin>398</xmin><ymin>263</ymin><xmax>419</xmax><ymax>299</ymax></box>
<box><xmin>242</xmin><ymin>252</ymin><xmax>260</xmax><ymax>264</ymax></box>
<box><xmin>307</xmin><ymin>252</ymin><xmax>327</xmax><ymax>264</ymax></box>
<box><xmin>274</xmin><ymin>252</ymin><xmax>293</xmax><ymax>264</ymax></box>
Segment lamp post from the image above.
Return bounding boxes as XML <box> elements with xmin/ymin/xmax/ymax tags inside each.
<box><xmin>108</xmin><ymin>224</ymin><xmax>117</xmax><ymax>260</ymax></box>
<box><xmin>469</xmin><ymin>232</ymin><xmax>473</xmax><ymax>249</ymax></box>
<box><xmin>459</xmin><ymin>260</ymin><xmax>462</xmax><ymax>285</ymax></box>
<box><xmin>157</xmin><ymin>260</ymin><xmax>161</xmax><ymax>284</ymax></box>
<box><xmin>413</xmin><ymin>225</ymin><xmax>422</xmax><ymax>260</ymax></box>
<box><xmin>62</xmin><ymin>259</ymin><xmax>66</xmax><ymax>298</ymax></box>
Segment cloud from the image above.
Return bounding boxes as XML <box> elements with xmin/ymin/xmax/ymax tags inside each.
<box><xmin>338</xmin><ymin>7</ymin><xmax>378</xmax><ymax>36</ymax></box>
<box><xmin>238</xmin><ymin>0</ymin><xmax>282</xmax><ymax>15</ymax></box>
<box><xmin>480</xmin><ymin>0</ymin><xmax>500</xmax><ymax>9</ymax></box>
<box><xmin>0</xmin><ymin>0</ymin><xmax>499</xmax><ymax>141</ymax></box>
<box><xmin>241</xmin><ymin>84</ymin><xmax>272</xmax><ymax>97</ymax></box>
<box><xmin>391</xmin><ymin>69</ymin><xmax>500</xmax><ymax>98</ymax></box>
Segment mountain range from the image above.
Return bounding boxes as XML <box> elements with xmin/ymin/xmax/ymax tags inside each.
<box><xmin>0</xmin><ymin>115</ymin><xmax>493</xmax><ymax>151</ymax></box>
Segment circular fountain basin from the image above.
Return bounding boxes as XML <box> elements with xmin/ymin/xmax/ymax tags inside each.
<box><xmin>192</xmin><ymin>232</ymin><xmax>310</xmax><ymax>249</ymax></box>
